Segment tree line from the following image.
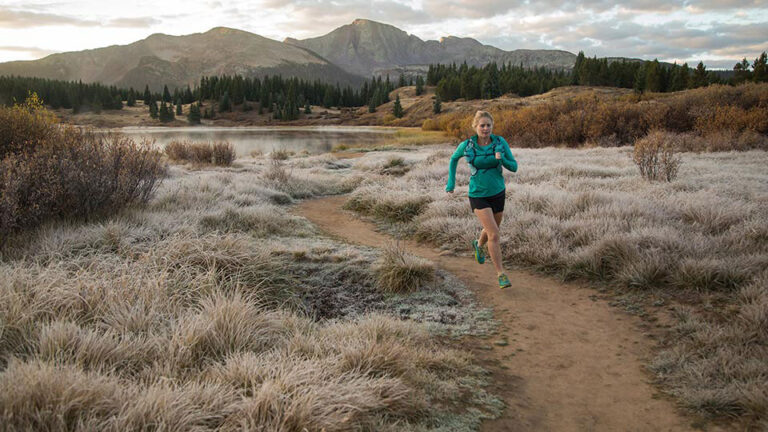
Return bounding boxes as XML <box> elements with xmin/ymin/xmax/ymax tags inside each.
<box><xmin>572</xmin><ymin>51</ymin><xmax>768</xmax><ymax>92</ymax></box>
<box><xmin>427</xmin><ymin>61</ymin><xmax>572</xmax><ymax>101</ymax></box>
<box><xmin>0</xmin><ymin>76</ymin><xmax>128</xmax><ymax>112</ymax></box>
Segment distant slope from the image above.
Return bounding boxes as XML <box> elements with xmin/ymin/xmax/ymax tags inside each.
<box><xmin>285</xmin><ymin>19</ymin><xmax>577</xmax><ymax>77</ymax></box>
<box><xmin>0</xmin><ymin>27</ymin><xmax>366</xmax><ymax>91</ymax></box>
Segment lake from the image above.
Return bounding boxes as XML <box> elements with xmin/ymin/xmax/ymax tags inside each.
<box><xmin>110</xmin><ymin>126</ymin><xmax>399</xmax><ymax>157</ymax></box>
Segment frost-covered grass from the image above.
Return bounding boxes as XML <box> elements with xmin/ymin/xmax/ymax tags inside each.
<box><xmin>0</xmin><ymin>153</ymin><xmax>502</xmax><ymax>431</ymax></box>
<box><xmin>342</xmin><ymin>143</ymin><xmax>768</xmax><ymax>427</ymax></box>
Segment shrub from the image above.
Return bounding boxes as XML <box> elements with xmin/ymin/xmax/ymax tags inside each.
<box><xmin>270</xmin><ymin>149</ymin><xmax>290</xmax><ymax>160</ymax></box>
<box><xmin>164</xmin><ymin>140</ymin><xmax>235</xmax><ymax>166</ymax></box>
<box><xmin>0</xmin><ymin>92</ymin><xmax>59</xmax><ymax>159</ymax></box>
<box><xmin>429</xmin><ymin>83</ymin><xmax>768</xmax><ymax>149</ymax></box>
<box><xmin>0</xmin><ymin>124</ymin><xmax>165</xmax><ymax>240</ymax></box>
<box><xmin>632</xmin><ymin>131</ymin><xmax>681</xmax><ymax>181</ymax></box>
<box><xmin>262</xmin><ymin>159</ymin><xmax>290</xmax><ymax>184</ymax></box>
<box><xmin>421</xmin><ymin>118</ymin><xmax>439</xmax><ymax>131</ymax></box>
<box><xmin>374</xmin><ymin>243</ymin><xmax>435</xmax><ymax>293</ymax></box>
<box><xmin>211</xmin><ymin>142</ymin><xmax>236</xmax><ymax>166</ymax></box>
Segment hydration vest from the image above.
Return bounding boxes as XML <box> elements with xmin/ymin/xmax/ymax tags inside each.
<box><xmin>464</xmin><ymin>135</ymin><xmax>502</xmax><ymax>176</ymax></box>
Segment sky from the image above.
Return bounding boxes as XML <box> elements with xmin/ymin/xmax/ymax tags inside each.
<box><xmin>0</xmin><ymin>0</ymin><xmax>766</xmax><ymax>69</ymax></box>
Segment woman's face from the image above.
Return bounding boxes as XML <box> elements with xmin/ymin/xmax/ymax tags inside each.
<box><xmin>475</xmin><ymin>118</ymin><xmax>493</xmax><ymax>139</ymax></box>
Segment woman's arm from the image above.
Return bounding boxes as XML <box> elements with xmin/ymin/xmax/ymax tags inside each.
<box><xmin>446</xmin><ymin>141</ymin><xmax>467</xmax><ymax>192</ymax></box>
<box><xmin>499</xmin><ymin>137</ymin><xmax>517</xmax><ymax>172</ymax></box>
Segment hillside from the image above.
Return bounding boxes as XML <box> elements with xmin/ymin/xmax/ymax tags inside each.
<box><xmin>0</xmin><ymin>27</ymin><xmax>365</xmax><ymax>92</ymax></box>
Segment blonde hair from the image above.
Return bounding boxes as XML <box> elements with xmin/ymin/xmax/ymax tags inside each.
<box><xmin>471</xmin><ymin>111</ymin><xmax>494</xmax><ymax>128</ymax></box>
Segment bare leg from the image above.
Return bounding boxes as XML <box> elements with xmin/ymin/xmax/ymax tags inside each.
<box><xmin>478</xmin><ymin>211</ymin><xmax>503</xmax><ymax>248</ymax></box>
<box><xmin>474</xmin><ymin>208</ymin><xmax>505</xmax><ymax>275</ymax></box>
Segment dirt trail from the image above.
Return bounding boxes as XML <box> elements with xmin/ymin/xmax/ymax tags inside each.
<box><xmin>296</xmin><ymin>195</ymin><xmax>698</xmax><ymax>432</ymax></box>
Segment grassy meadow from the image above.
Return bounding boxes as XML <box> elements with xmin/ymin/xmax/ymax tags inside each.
<box><xmin>342</xmin><ymin>143</ymin><xmax>768</xmax><ymax>429</ymax></box>
<box><xmin>0</xmin><ymin>137</ymin><xmax>504</xmax><ymax>430</ymax></box>
<box><xmin>2</xmin><ymin>84</ymin><xmax>767</xmax><ymax>430</ymax></box>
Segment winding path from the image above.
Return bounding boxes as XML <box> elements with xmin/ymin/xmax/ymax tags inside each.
<box><xmin>296</xmin><ymin>195</ymin><xmax>702</xmax><ymax>432</ymax></box>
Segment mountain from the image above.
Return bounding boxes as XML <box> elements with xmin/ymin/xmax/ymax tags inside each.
<box><xmin>284</xmin><ymin>19</ymin><xmax>577</xmax><ymax>78</ymax></box>
<box><xmin>0</xmin><ymin>27</ymin><xmax>365</xmax><ymax>91</ymax></box>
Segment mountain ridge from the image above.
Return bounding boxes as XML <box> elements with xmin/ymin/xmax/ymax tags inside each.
<box><xmin>0</xmin><ymin>19</ymin><xmax>580</xmax><ymax>90</ymax></box>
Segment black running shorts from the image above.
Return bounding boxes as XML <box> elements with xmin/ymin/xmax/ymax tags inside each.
<box><xmin>469</xmin><ymin>190</ymin><xmax>506</xmax><ymax>213</ymax></box>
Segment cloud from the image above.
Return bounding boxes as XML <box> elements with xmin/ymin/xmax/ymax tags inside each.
<box><xmin>0</xmin><ymin>45</ymin><xmax>58</xmax><ymax>58</ymax></box>
<box><xmin>253</xmin><ymin>0</ymin><xmax>432</xmax><ymax>35</ymax></box>
<box><xmin>107</xmin><ymin>16</ymin><xmax>161</xmax><ymax>28</ymax></box>
<box><xmin>684</xmin><ymin>0</ymin><xmax>768</xmax><ymax>12</ymax></box>
<box><xmin>0</xmin><ymin>7</ymin><xmax>99</xmax><ymax>28</ymax></box>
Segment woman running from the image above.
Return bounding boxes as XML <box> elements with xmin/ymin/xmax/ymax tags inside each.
<box><xmin>445</xmin><ymin>111</ymin><xmax>518</xmax><ymax>289</ymax></box>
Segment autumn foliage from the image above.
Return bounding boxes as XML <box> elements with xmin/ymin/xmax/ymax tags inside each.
<box><xmin>429</xmin><ymin>83</ymin><xmax>768</xmax><ymax>150</ymax></box>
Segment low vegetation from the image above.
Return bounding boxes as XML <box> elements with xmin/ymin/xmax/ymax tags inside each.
<box><xmin>632</xmin><ymin>131</ymin><xmax>682</xmax><ymax>181</ymax></box>
<box><xmin>374</xmin><ymin>242</ymin><xmax>435</xmax><ymax>293</ymax></box>
<box><xmin>0</xmin><ymin>94</ymin><xmax>166</xmax><ymax>242</ymax></box>
<box><xmin>429</xmin><ymin>83</ymin><xmax>768</xmax><ymax>149</ymax></box>
<box><xmin>164</xmin><ymin>140</ymin><xmax>236</xmax><ymax>166</ymax></box>
<box><xmin>343</xmin><ymin>144</ymin><xmax>768</xmax><ymax>428</ymax></box>
<box><xmin>0</xmin><ymin>150</ymin><xmax>502</xmax><ymax>430</ymax></box>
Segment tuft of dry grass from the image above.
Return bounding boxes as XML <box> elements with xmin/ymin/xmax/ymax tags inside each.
<box><xmin>374</xmin><ymin>243</ymin><xmax>435</xmax><ymax>293</ymax></box>
<box><xmin>345</xmin><ymin>183</ymin><xmax>432</xmax><ymax>222</ymax></box>
<box><xmin>165</xmin><ymin>140</ymin><xmax>236</xmax><ymax>166</ymax></box>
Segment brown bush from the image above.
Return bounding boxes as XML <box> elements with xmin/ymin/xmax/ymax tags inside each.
<box><xmin>421</xmin><ymin>118</ymin><xmax>439</xmax><ymax>131</ymax></box>
<box><xmin>0</xmin><ymin>93</ymin><xmax>59</xmax><ymax>159</ymax></box>
<box><xmin>164</xmin><ymin>140</ymin><xmax>189</xmax><ymax>161</ymax></box>
<box><xmin>0</xmin><ymin>98</ymin><xmax>166</xmax><ymax>241</ymax></box>
<box><xmin>431</xmin><ymin>83</ymin><xmax>768</xmax><ymax>150</ymax></box>
<box><xmin>633</xmin><ymin>131</ymin><xmax>682</xmax><ymax>182</ymax></box>
<box><xmin>164</xmin><ymin>140</ymin><xmax>236</xmax><ymax>166</ymax></box>
<box><xmin>212</xmin><ymin>142</ymin><xmax>236</xmax><ymax>166</ymax></box>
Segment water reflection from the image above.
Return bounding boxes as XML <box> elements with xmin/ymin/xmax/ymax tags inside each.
<box><xmin>111</xmin><ymin>126</ymin><xmax>396</xmax><ymax>156</ymax></box>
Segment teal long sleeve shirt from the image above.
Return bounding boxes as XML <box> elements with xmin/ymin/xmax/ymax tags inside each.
<box><xmin>445</xmin><ymin>134</ymin><xmax>517</xmax><ymax>198</ymax></box>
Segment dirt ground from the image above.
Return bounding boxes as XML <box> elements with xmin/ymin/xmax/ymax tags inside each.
<box><xmin>295</xmin><ymin>195</ymin><xmax>728</xmax><ymax>432</ymax></box>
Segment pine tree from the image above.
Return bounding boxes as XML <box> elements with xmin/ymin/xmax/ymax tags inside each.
<box><xmin>143</xmin><ymin>85</ymin><xmax>151</xmax><ymax>105</ymax></box>
<box><xmin>149</xmin><ymin>98</ymin><xmax>158</xmax><ymax>119</ymax></box>
<box><xmin>733</xmin><ymin>58</ymin><xmax>752</xmax><ymax>84</ymax></box>
<box><xmin>162</xmin><ymin>85</ymin><xmax>171</xmax><ymax>103</ymax></box>
<box><xmin>304</xmin><ymin>102</ymin><xmax>311</xmax><ymax>114</ymax></box>
<box><xmin>432</xmin><ymin>94</ymin><xmax>441</xmax><ymax>114</ymax></box>
<box><xmin>644</xmin><ymin>60</ymin><xmax>662</xmax><ymax>93</ymax></box>
<box><xmin>175</xmin><ymin>98</ymin><xmax>183</xmax><ymax>115</ymax></box>
<box><xmin>398</xmin><ymin>74</ymin><xmax>406</xmax><ymax>88</ymax></box>
<box><xmin>752</xmin><ymin>52</ymin><xmax>767</xmax><ymax>83</ymax></box>
<box><xmin>126</xmin><ymin>88</ymin><xmax>136</xmax><ymax>107</ymax></box>
<box><xmin>368</xmin><ymin>97</ymin><xmax>376</xmax><ymax>113</ymax></box>
<box><xmin>415</xmin><ymin>76</ymin><xmax>424</xmax><ymax>96</ymax></box>
<box><xmin>393</xmin><ymin>94</ymin><xmax>403</xmax><ymax>118</ymax></box>
<box><xmin>691</xmin><ymin>62</ymin><xmax>709</xmax><ymax>88</ymax></box>
<box><xmin>219</xmin><ymin>92</ymin><xmax>231</xmax><ymax>112</ymax></box>
<box><xmin>323</xmin><ymin>87</ymin><xmax>334</xmax><ymax>108</ymax></box>
<box><xmin>187</xmin><ymin>102</ymin><xmax>201</xmax><ymax>124</ymax></box>
<box><xmin>159</xmin><ymin>101</ymin><xmax>174</xmax><ymax>122</ymax></box>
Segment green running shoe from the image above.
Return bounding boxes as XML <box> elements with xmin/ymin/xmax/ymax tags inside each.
<box><xmin>498</xmin><ymin>273</ymin><xmax>511</xmax><ymax>289</ymax></box>
<box><xmin>472</xmin><ymin>239</ymin><xmax>485</xmax><ymax>264</ymax></box>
